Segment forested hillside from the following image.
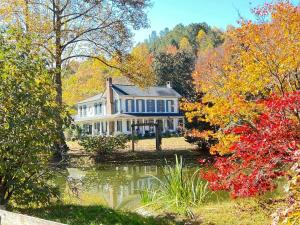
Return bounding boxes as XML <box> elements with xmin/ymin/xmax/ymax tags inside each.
<box><xmin>63</xmin><ymin>22</ymin><xmax>224</xmax><ymax>107</ymax></box>
<box><xmin>144</xmin><ymin>23</ymin><xmax>223</xmax><ymax>54</ymax></box>
<box><xmin>146</xmin><ymin>23</ymin><xmax>224</xmax><ymax>101</ymax></box>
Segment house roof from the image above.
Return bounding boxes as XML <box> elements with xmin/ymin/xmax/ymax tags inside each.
<box><xmin>112</xmin><ymin>84</ymin><xmax>181</xmax><ymax>97</ymax></box>
<box><xmin>78</xmin><ymin>93</ymin><xmax>104</xmax><ymax>104</ymax></box>
<box><xmin>77</xmin><ymin>84</ymin><xmax>181</xmax><ymax>105</ymax></box>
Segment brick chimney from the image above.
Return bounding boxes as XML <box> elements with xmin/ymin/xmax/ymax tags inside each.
<box><xmin>166</xmin><ymin>81</ymin><xmax>171</xmax><ymax>88</ymax></box>
<box><xmin>106</xmin><ymin>77</ymin><xmax>113</xmax><ymax>114</ymax></box>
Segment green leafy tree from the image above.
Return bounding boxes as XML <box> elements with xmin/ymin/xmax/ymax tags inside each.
<box><xmin>146</xmin><ymin>23</ymin><xmax>223</xmax><ymax>54</ymax></box>
<box><xmin>0</xmin><ymin>30</ymin><xmax>68</xmax><ymax>207</ymax></box>
<box><xmin>153</xmin><ymin>51</ymin><xmax>196</xmax><ymax>100</ymax></box>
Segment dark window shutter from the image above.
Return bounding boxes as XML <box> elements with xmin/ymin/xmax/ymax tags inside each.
<box><xmin>136</xmin><ymin>100</ymin><xmax>139</xmax><ymax>112</ymax></box>
<box><xmin>166</xmin><ymin>101</ymin><xmax>169</xmax><ymax>112</ymax></box>
<box><xmin>146</xmin><ymin>100</ymin><xmax>150</xmax><ymax>112</ymax></box>
<box><xmin>131</xmin><ymin>100</ymin><xmax>135</xmax><ymax>112</ymax></box>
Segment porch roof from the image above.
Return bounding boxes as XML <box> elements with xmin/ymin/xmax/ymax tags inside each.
<box><xmin>73</xmin><ymin>112</ymin><xmax>184</xmax><ymax>122</ymax></box>
<box><xmin>123</xmin><ymin>113</ymin><xmax>183</xmax><ymax>117</ymax></box>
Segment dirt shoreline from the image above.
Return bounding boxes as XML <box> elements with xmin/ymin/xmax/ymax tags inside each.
<box><xmin>67</xmin><ymin>149</ymin><xmax>207</xmax><ymax>165</ymax></box>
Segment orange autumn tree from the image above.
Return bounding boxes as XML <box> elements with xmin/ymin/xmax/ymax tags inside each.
<box><xmin>183</xmin><ymin>1</ymin><xmax>300</xmax><ymax>155</ymax></box>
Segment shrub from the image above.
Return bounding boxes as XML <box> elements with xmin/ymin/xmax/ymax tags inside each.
<box><xmin>79</xmin><ymin>135</ymin><xmax>129</xmax><ymax>154</ymax></box>
<box><xmin>64</xmin><ymin>125</ymin><xmax>83</xmax><ymax>141</ymax></box>
<box><xmin>201</xmin><ymin>92</ymin><xmax>300</xmax><ymax>198</ymax></box>
<box><xmin>0</xmin><ymin>30</ymin><xmax>65</xmax><ymax>207</ymax></box>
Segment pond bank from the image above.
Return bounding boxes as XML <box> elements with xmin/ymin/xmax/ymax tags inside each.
<box><xmin>68</xmin><ymin>149</ymin><xmax>207</xmax><ymax>165</ymax></box>
<box><xmin>65</xmin><ymin>137</ymin><xmax>204</xmax><ymax>166</ymax></box>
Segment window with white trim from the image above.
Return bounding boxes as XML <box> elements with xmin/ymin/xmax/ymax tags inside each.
<box><xmin>157</xmin><ymin>100</ymin><xmax>165</xmax><ymax>112</ymax></box>
<box><xmin>136</xmin><ymin>99</ymin><xmax>145</xmax><ymax>112</ymax></box>
<box><xmin>146</xmin><ymin>100</ymin><xmax>155</xmax><ymax>112</ymax></box>
<box><xmin>166</xmin><ymin>100</ymin><xmax>175</xmax><ymax>112</ymax></box>
<box><xmin>126</xmin><ymin>99</ymin><xmax>135</xmax><ymax>112</ymax></box>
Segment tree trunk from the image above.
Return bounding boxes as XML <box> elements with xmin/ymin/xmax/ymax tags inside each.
<box><xmin>53</xmin><ymin>0</ymin><xmax>68</xmax><ymax>160</ymax></box>
<box><xmin>0</xmin><ymin>189</ymin><xmax>8</xmax><ymax>209</ymax></box>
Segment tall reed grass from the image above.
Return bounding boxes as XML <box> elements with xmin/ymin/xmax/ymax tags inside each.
<box><xmin>140</xmin><ymin>155</ymin><xmax>210</xmax><ymax>217</ymax></box>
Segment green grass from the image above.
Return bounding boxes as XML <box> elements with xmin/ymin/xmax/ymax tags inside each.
<box><xmin>138</xmin><ymin>155</ymin><xmax>288</xmax><ymax>224</ymax></box>
<box><xmin>67</xmin><ymin>137</ymin><xmax>197</xmax><ymax>153</ymax></box>
<box><xmin>16</xmin><ymin>204</ymin><xmax>181</xmax><ymax>225</ymax></box>
<box><xmin>15</xmin><ymin>196</ymin><xmax>285</xmax><ymax>225</ymax></box>
<box><xmin>194</xmin><ymin>199</ymin><xmax>271</xmax><ymax>225</ymax></box>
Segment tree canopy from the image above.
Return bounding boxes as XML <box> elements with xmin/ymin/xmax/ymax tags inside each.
<box><xmin>0</xmin><ymin>30</ymin><xmax>68</xmax><ymax>207</ymax></box>
<box><xmin>144</xmin><ymin>23</ymin><xmax>223</xmax><ymax>54</ymax></box>
<box><xmin>184</xmin><ymin>2</ymin><xmax>300</xmax><ymax>197</ymax></box>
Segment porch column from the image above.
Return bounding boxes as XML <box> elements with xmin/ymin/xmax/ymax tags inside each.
<box><xmin>100</xmin><ymin>121</ymin><xmax>103</xmax><ymax>135</ymax></box>
<box><xmin>92</xmin><ymin>123</ymin><xmax>95</xmax><ymax>136</ymax></box>
<box><xmin>107</xmin><ymin>120</ymin><xmax>110</xmax><ymax>136</ymax></box>
<box><xmin>142</xmin><ymin>118</ymin><xmax>145</xmax><ymax>135</ymax></box>
<box><xmin>115</xmin><ymin>120</ymin><xmax>118</xmax><ymax>134</ymax></box>
<box><xmin>122</xmin><ymin>119</ymin><xmax>127</xmax><ymax>133</ymax></box>
<box><xmin>173</xmin><ymin>118</ymin><xmax>177</xmax><ymax>131</ymax></box>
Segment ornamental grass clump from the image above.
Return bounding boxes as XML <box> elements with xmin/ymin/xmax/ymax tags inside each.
<box><xmin>140</xmin><ymin>155</ymin><xmax>210</xmax><ymax>217</ymax></box>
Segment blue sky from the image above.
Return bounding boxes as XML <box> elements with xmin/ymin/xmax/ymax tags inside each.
<box><xmin>133</xmin><ymin>0</ymin><xmax>299</xmax><ymax>44</ymax></box>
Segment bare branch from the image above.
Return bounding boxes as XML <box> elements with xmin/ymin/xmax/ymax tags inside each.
<box><xmin>62</xmin><ymin>54</ymin><xmax>121</xmax><ymax>71</ymax></box>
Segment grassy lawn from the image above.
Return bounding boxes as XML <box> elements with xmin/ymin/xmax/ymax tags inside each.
<box><xmin>17</xmin><ymin>204</ymin><xmax>180</xmax><ymax>225</ymax></box>
<box><xmin>193</xmin><ymin>199</ymin><xmax>272</xmax><ymax>225</ymax></box>
<box><xmin>132</xmin><ymin>137</ymin><xmax>197</xmax><ymax>151</ymax></box>
<box><xmin>68</xmin><ymin>137</ymin><xmax>197</xmax><ymax>153</ymax></box>
<box><xmin>15</xmin><ymin>196</ymin><xmax>284</xmax><ymax>225</ymax></box>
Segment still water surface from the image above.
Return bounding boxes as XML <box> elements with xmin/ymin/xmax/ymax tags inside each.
<box><xmin>56</xmin><ymin>162</ymin><xmax>199</xmax><ymax>210</ymax></box>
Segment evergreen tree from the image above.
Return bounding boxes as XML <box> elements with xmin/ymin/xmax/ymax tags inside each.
<box><xmin>154</xmin><ymin>51</ymin><xmax>196</xmax><ymax>100</ymax></box>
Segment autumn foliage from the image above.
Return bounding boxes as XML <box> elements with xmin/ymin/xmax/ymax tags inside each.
<box><xmin>201</xmin><ymin>92</ymin><xmax>300</xmax><ymax>197</ymax></box>
<box><xmin>182</xmin><ymin>2</ymin><xmax>300</xmax><ymax>197</ymax></box>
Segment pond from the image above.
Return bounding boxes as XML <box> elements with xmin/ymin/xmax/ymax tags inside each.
<box><xmin>56</xmin><ymin>160</ymin><xmax>200</xmax><ymax>211</ymax></box>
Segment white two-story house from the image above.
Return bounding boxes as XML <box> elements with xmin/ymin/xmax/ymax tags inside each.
<box><xmin>74</xmin><ymin>77</ymin><xmax>185</xmax><ymax>136</ymax></box>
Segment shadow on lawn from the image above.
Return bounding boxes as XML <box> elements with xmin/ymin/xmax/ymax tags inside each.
<box><xmin>18</xmin><ymin>204</ymin><xmax>183</xmax><ymax>225</ymax></box>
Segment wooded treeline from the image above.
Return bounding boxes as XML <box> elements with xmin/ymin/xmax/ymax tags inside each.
<box><xmin>63</xmin><ymin>22</ymin><xmax>224</xmax><ymax>107</ymax></box>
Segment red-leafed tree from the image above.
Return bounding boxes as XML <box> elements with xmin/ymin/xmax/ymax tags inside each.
<box><xmin>201</xmin><ymin>92</ymin><xmax>300</xmax><ymax>198</ymax></box>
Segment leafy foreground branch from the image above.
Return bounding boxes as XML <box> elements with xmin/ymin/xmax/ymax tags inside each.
<box><xmin>0</xmin><ymin>30</ymin><xmax>69</xmax><ymax>208</ymax></box>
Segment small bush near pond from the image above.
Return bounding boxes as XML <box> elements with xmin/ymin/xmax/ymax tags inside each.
<box><xmin>79</xmin><ymin>135</ymin><xmax>129</xmax><ymax>154</ymax></box>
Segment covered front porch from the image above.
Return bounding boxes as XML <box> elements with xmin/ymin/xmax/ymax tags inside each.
<box><xmin>77</xmin><ymin>114</ymin><xmax>184</xmax><ymax>136</ymax></box>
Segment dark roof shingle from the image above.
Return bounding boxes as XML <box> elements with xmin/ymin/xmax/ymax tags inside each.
<box><xmin>112</xmin><ymin>84</ymin><xmax>181</xmax><ymax>97</ymax></box>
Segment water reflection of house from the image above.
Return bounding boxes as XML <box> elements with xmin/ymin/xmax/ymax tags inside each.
<box><xmin>66</xmin><ymin>165</ymin><xmax>161</xmax><ymax>209</ymax></box>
